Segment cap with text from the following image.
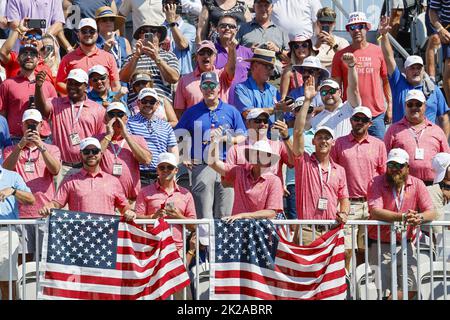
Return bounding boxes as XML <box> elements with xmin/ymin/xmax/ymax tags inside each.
<box><xmin>138</xmin><ymin>87</ymin><xmax>159</xmax><ymax>101</ymax></box>
<box><xmin>405</xmin><ymin>89</ymin><xmax>426</xmax><ymax>103</ymax></box>
<box><xmin>22</xmin><ymin>109</ymin><xmax>42</xmax><ymax>122</ymax></box>
<box><xmin>67</xmin><ymin>68</ymin><xmax>89</xmax><ymax>84</ymax></box>
<box><xmin>200</xmin><ymin>71</ymin><xmax>219</xmax><ymax>85</ymax></box>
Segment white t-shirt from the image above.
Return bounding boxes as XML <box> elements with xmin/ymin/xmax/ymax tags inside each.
<box><xmin>271</xmin><ymin>0</ymin><xmax>322</xmax><ymax>38</ymax></box>
<box><xmin>311</xmin><ymin>101</ymin><xmax>354</xmax><ymax>139</ymax></box>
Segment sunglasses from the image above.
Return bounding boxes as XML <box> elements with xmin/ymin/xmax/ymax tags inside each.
<box><xmin>351</xmin><ymin>115</ymin><xmax>370</xmax><ymax>123</ymax></box>
<box><xmin>81</xmin><ymin>148</ymin><xmax>101</xmax><ymax>156</ymax></box>
<box><xmin>387</xmin><ymin>162</ymin><xmax>406</xmax><ymax>170</ymax></box>
<box><xmin>19</xmin><ymin>51</ymin><xmax>38</xmax><ymax>58</ymax></box>
<box><xmin>141</xmin><ymin>98</ymin><xmax>157</xmax><ymax>105</ymax></box>
<box><xmin>201</xmin><ymin>82</ymin><xmax>218</xmax><ymax>90</ymax></box>
<box><xmin>440</xmin><ymin>182</ymin><xmax>450</xmax><ymax>190</ymax></box>
<box><xmin>292</xmin><ymin>42</ymin><xmax>310</xmax><ymax>50</ymax></box>
<box><xmin>158</xmin><ymin>164</ymin><xmax>176</xmax><ymax>171</ymax></box>
<box><xmin>348</xmin><ymin>24</ymin><xmax>366</xmax><ymax>31</ymax></box>
<box><xmin>218</xmin><ymin>23</ymin><xmax>237</xmax><ymax>30</ymax></box>
<box><xmin>90</xmin><ymin>75</ymin><xmax>107</xmax><ymax>82</ymax></box>
<box><xmin>320</xmin><ymin>88</ymin><xmax>338</xmax><ymax>96</ymax></box>
<box><xmin>252</xmin><ymin>118</ymin><xmax>269</xmax><ymax>124</ymax></box>
<box><xmin>80</xmin><ymin>28</ymin><xmax>97</xmax><ymax>35</ymax></box>
<box><xmin>107</xmin><ymin>111</ymin><xmax>125</xmax><ymax>118</ymax></box>
<box><xmin>198</xmin><ymin>50</ymin><xmax>214</xmax><ymax>56</ymax></box>
<box><xmin>302</xmin><ymin>67</ymin><xmax>318</xmax><ymax>75</ymax></box>
<box><xmin>407</xmin><ymin>101</ymin><xmax>423</xmax><ymax>108</ymax></box>
<box><xmin>25</xmin><ymin>33</ymin><xmax>42</xmax><ymax>40</ymax></box>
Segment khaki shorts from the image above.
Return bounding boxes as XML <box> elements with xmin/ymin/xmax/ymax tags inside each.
<box><xmin>296</xmin><ymin>226</ymin><xmax>328</xmax><ymax>246</ymax></box>
<box><xmin>344</xmin><ymin>201</ymin><xmax>369</xmax><ymax>250</ymax></box>
<box><xmin>0</xmin><ymin>227</ymin><xmax>19</xmax><ymax>281</ymax></box>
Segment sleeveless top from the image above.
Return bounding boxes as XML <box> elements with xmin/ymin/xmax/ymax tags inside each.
<box><xmin>203</xmin><ymin>0</ymin><xmax>247</xmax><ymax>42</ymax></box>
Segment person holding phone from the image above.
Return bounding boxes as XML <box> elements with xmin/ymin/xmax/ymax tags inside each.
<box><xmin>2</xmin><ymin>109</ymin><xmax>60</xmax><ymax>265</ymax></box>
<box><xmin>313</xmin><ymin>7</ymin><xmax>349</xmax><ymax>72</ymax></box>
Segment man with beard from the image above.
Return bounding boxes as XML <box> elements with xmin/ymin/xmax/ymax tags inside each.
<box><xmin>35</xmin><ymin>68</ymin><xmax>106</xmax><ymax>186</ymax></box>
<box><xmin>367</xmin><ymin>148</ymin><xmax>435</xmax><ymax>300</ymax></box>
<box><xmin>331</xmin><ymin>106</ymin><xmax>387</xmax><ymax>269</ymax></box>
<box><xmin>39</xmin><ymin>137</ymin><xmax>134</xmax><ymax>219</ymax></box>
<box><xmin>56</xmin><ymin>18</ymin><xmax>121</xmax><ymax>95</ymax></box>
<box><xmin>310</xmin><ymin>52</ymin><xmax>361</xmax><ymax>139</ymax></box>
<box><xmin>174</xmin><ymin>39</ymin><xmax>236</xmax><ymax>119</ymax></box>
<box><xmin>97</xmin><ymin>102</ymin><xmax>152</xmax><ymax>203</ymax></box>
<box><xmin>0</xmin><ymin>44</ymin><xmax>57</xmax><ymax>144</ymax></box>
<box><xmin>379</xmin><ymin>16</ymin><xmax>449</xmax><ymax>135</ymax></box>
<box><xmin>292</xmin><ymin>76</ymin><xmax>349</xmax><ymax>245</ymax></box>
<box><xmin>87</xmin><ymin>65</ymin><xmax>127</xmax><ymax>108</ymax></box>
<box><xmin>332</xmin><ymin>12</ymin><xmax>391</xmax><ymax>140</ymax></box>
<box><xmin>385</xmin><ymin>89</ymin><xmax>450</xmax><ymax>186</ymax></box>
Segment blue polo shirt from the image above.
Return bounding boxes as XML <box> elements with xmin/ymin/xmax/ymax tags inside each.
<box><xmin>127</xmin><ymin>114</ymin><xmax>177</xmax><ymax>171</ymax></box>
<box><xmin>389</xmin><ymin>66</ymin><xmax>448</xmax><ymax>123</ymax></box>
<box><xmin>0</xmin><ymin>166</ymin><xmax>30</xmax><ymax>220</ymax></box>
<box><xmin>87</xmin><ymin>90</ymin><xmax>128</xmax><ymax>113</ymax></box>
<box><xmin>0</xmin><ymin>115</ymin><xmax>12</xmax><ymax>164</ymax></box>
<box><xmin>175</xmin><ymin>99</ymin><xmax>247</xmax><ymax>162</ymax></box>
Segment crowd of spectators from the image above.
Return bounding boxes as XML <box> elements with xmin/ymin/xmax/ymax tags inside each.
<box><xmin>0</xmin><ymin>0</ymin><xmax>450</xmax><ymax>300</ymax></box>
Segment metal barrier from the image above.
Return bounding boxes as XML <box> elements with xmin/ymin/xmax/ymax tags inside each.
<box><xmin>1</xmin><ymin>219</ymin><xmax>450</xmax><ymax>300</ymax></box>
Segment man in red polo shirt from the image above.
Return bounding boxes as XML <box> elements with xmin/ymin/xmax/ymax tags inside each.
<box><xmin>56</xmin><ymin>18</ymin><xmax>121</xmax><ymax>95</ymax></box>
<box><xmin>35</xmin><ymin>68</ymin><xmax>106</xmax><ymax>187</ymax></box>
<box><xmin>292</xmin><ymin>76</ymin><xmax>349</xmax><ymax>245</ymax></box>
<box><xmin>39</xmin><ymin>137</ymin><xmax>133</xmax><ymax>218</ymax></box>
<box><xmin>367</xmin><ymin>148</ymin><xmax>435</xmax><ymax>300</ymax></box>
<box><xmin>331</xmin><ymin>106</ymin><xmax>387</xmax><ymax>269</ymax></box>
<box><xmin>2</xmin><ymin>109</ymin><xmax>61</xmax><ymax>261</ymax></box>
<box><xmin>0</xmin><ymin>44</ymin><xmax>56</xmax><ymax>143</ymax></box>
<box><xmin>97</xmin><ymin>102</ymin><xmax>152</xmax><ymax>203</ymax></box>
<box><xmin>0</xmin><ymin>19</ymin><xmax>54</xmax><ymax>83</ymax></box>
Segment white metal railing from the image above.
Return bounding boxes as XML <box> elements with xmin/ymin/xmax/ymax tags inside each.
<box><xmin>1</xmin><ymin>219</ymin><xmax>450</xmax><ymax>300</ymax></box>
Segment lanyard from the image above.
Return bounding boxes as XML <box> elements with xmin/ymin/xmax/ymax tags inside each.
<box><xmin>317</xmin><ymin>160</ymin><xmax>331</xmax><ymax>197</ymax></box>
<box><xmin>109</xmin><ymin>40</ymin><xmax>122</xmax><ymax>69</ymax></box>
<box><xmin>26</xmin><ymin>147</ymin><xmax>38</xmax><ymax>162</ymax></box>
<box><xmin>70</xmin><ymin>101</ymin><xmax>84</xmax><ymax>126</ymax></box>
<box><xmin>409</xmin><ymin>126</ymin><xmax>426</xmax><ymax>146</ymax></box>
<box><xmin>392</xmin><ymin>185</ymin><xmax>405</xmax><ymax>212</ymax></box>
<box><xmin>109</xmin><ymin>139</ymin><xmax>126</xmax><ymax>160</ymax></box>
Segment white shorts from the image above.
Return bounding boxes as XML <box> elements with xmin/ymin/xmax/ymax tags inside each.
<box><xmin>0</xmin><ymin>227</ymin><xmax>19</xmax><ymax>281</ymax></box>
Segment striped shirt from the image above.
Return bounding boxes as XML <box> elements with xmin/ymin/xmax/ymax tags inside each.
<box><xmin>125</xmin><ymin>50</ymin><xmax>180</xmax><ymax>105</ymax></box>
<box><xmin>430</xmin><ymin>0</ymin><xmax>450</xmax><ymax>25</ymax></box>
<box><xmin>126</xmin><ymin>113</ymin><xmax>177</xmax><ymax>171</ymax></box>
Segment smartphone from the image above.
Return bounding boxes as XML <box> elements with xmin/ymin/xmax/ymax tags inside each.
<box><xmin>27</xmin><ymin>19</ymin><xmax>46</xmax><ymax>29</ymax></box>
<box><xmin>163</xmin><ymin>0</ymin><xmax>183</xmax><ymax>14</ymax></box>
<box><xmin>322</xmin><ymin>25</ymin><xmax>330</xmax><ymax>33</ymax></box>
<box><xmin>28</xmin><ymin>123</ymin><xmax>37</xmax><ymax>131</ymax></box>
<box><xmin>28</xmin><ymin>96</ymin><xmax>35</xmax><ymax>108</ymax></box>
<box><xmin>144</xmin><ymin>32</ymin><xmax>154</xmax><ymax>44</ymax></box>
<box><xmin>284</xmin><ymin>96</ymin><xmax>295</xmax><ymax>105</ymax></box>
<box><xmin>165</xmin><ymin>202</ymin><xmax>175</xmax><ymax>211</ymax></box>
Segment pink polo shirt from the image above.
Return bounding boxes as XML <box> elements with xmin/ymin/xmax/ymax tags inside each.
<box><xmin>0</xmin><ymin>75</ymin><xmax>57</xmax><ymax>137</ymax></box>
<box><xmin>47</xmin><ymin>97</ymin><xmax>106</xmax><ymax>163</ymax></box>
<box><xmin>135</xmin><ymin>181</ymin><xmax>197</xmax><ymax>250</ymax></box>
<box><xmin>331</xmin><ymin>133</ymin><xmax>387</xmax><ymax>198</ymax></box>
<box><xmin>56</xmin><ymin>47</ymin><xmax>119</xmax><ymax>85</ymax></box>
<box><xmin>3</xmin><ymin>143</ymin><xmax>61</xmax><ymax>218</ymax></box>
<box><xmin>174</xmin><ymin>66</ymin><xmax>233</xmax><ymax>110</ymax></box>
<box><xmin>54</xmin><ymin>169</ymin><xmax>128</xmax><ymax>214</ymax></box>
<box><xmin>224</xmin><ymin>164</ymin><xmax>284</xmax><ymax>215</ymax></box>
<box><xmin>294</xmin><ymin>153</ymin><xmax>349</xmax><ymax>220</ymax></box>
<box><xmin>96</xmin><ymin>133</ymin><xmax>149</xmax><ymax>200</ymax></box>
<box><xmin>367</xmin><ymin>174</ymin><xmax>433</xmax><ymax>243</ymax></box>
<box><xmin>226</xmin><ymin>139</ymin><xmax>290</xmax><ymax>183</ymax></box>
<box><xmin>384</xmin><ymin>118</ymin><xmax>450</xmax><ymax>181</ymax></box>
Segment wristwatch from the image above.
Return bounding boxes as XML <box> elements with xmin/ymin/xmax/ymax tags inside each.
<box><xmin>155</xmin><ymin>57</ymin><xmax>162</xmax><ymax>64</ymax></box>
<box><xmin>168</xmin><ymin>22</ymin><xmax>179</xmax><ymax>28</ymax></box>
<box><xmin>38</xmin><ymin>145</ymin><xmax>47</xmax><ymax>153</ymax></box>
<box><xmin>11</xmin><ymin>187</ymin><xmax>17</xmax><ymax>196</ymax></box>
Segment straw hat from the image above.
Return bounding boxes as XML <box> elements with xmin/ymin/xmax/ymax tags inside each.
<box><xmin>95</xmin><ymin>6</ymin><xmax>126</xmax><ymax>31</ymax></box>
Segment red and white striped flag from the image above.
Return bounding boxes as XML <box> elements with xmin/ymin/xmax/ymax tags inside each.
<box><xmin>210</xmin><ymin>219</ymin><xmax>347</xmax><ymax>300</ymax></box>
<box><xmin>38</xmin><ymin>210</ymin><xmax>190</xmax><ymax>300</ymax></box>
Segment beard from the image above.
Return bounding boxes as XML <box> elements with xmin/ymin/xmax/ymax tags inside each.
<box><xmin>387</xmin><ymin>170</ymin><xmax>408</xmax><ymax>188</ymax></box>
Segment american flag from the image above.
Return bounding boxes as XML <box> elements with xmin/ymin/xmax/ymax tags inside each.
<box><xmin>38</xmin><ymin>210</ymin><xmax>190</xmax><ymax>300</ymax></box>
<box><xmin>210</xmin><ymin>219</ymin><xmax>347</xmax><ymax>300</ymax></box>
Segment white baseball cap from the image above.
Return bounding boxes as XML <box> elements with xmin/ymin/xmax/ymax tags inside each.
<box><xmin>387</xmin><ymin>148</ymin><xmax>409</xmax><ymax>164</ymax></box>
<box><xmin>248</xmin><ymin>140</ymin><xmax>280</xmax><ymax>163</ymax></box>
<box><xmin>88</xmin><ymin>65</ymin><xmax>108</xmax><ymax>76</ymax></box>
<box><xmin>352</xmin><ymin>106</ymin><xmax>372</xmax><ymax>119</ymax></box>
<box><xmin>106</xmin><ymin>102</ymin><xmax>127</xmax><ymax>114</ymax></box>
<box><xmin>246</xmin><ymin>108</ymin><xmax>270</xmax><ymax>120</ymax></box>
<box><xmin>138</xmin><ymin>87</ymin><xmax>159</xmax><ymax>101</ymax></box>
<box><xmin>405</xmin><ymin>89</ymin><xmax>426</xmax><ymax>103</ymax></box>
<box><xmin>80</xmin><ymin>137</ymin><xmax>101</xmax><ymax>151</ymax></box>
<box><xmin>294</xmin><ymin>56</ymin><xmax>330</xmax><ymax>79</ymax></box>
<box><xmin>157</xmin><ymin>152</ymin><xmax>178</xmax><ymax>167</ymax></box>
<box><xmin>432</xmin><ymin>153</ymin><xmax>450</xmax><ymax>184</ymax></box>
<box><xmin>404</xmin><ymin>55</ymin><xmax>424</xmax><ymax>69</ymax></box>
<box><xmin>22</xmin><ymin>109</ymin><xmax>42</xmax><ymax>122</ymax></box>
<box><xmin>319</xmin><ymin>78</ymin><xmax>340</xmax><ymax>90</ymax></box>
<box><xmin>314</xmin><ymin>126</ymin><xmax>335</xmax><ymax>140</ymax></box>
<box><xmin>67</xmin><ymin>68</ymin><xmax>89</xmax><ymax>84</ymax></box>
<box><xmin>78</xmin><ymin>18</ymin><xmax>97</xmax><ymax>30</ymax></box>
<box><xmin>346</xmin><ymin>11</ymin><xmax>372</xmax><ymax>30</ymax></box>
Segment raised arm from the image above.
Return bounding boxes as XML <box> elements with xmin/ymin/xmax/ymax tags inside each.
<box><xmin>34</xmin><ymin>71</ymin><xmax>52</xmax><ymax>118</ymax></box>
<box><xmin>293</xmin><ymin>76</ymin><xmax>315</xmax><ymax>157</ymax></box>
<box><xmin>196</xmin><ymin>5</ymin><xmax>209</xmax><ymax>44</ymax></box>
<box><xmin>342</xmin><ymin>52</ymin><xmax>361</xmax><ymax>107</ymax></box>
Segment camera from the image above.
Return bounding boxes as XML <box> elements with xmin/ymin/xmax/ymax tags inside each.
<box><xmin>144</xmin><ymin>32</ymin><xmax>154</xmax><ymax>43</ymax></box>
<box><xmin>27</xmin><ymin>19</ymin><xmax>47</xmax><ymax>29</ymax></box>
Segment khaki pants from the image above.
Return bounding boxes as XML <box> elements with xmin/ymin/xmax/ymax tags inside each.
<box><xmin>295</xmin><ymin>226</ymin><xmax>327</xmax><ymax>246</ymax></box>
<box><xmin>344</xmin><ymin>201</ymin><xmax>369</xmax><ymax>250</ymax></box>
